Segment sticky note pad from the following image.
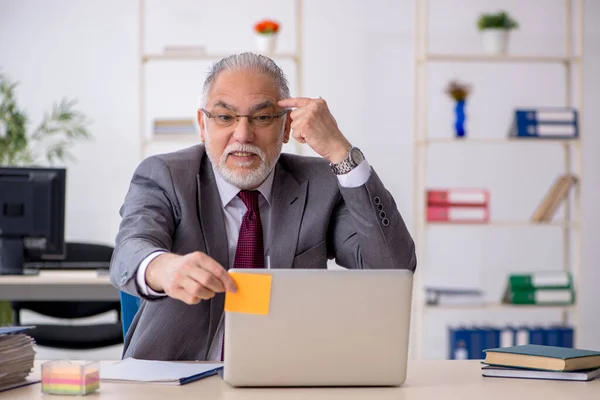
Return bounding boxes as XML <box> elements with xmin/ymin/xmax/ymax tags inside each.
<box><xmin>41</xmin><ymin>360</ymin><xmax>100</xmax><ymax>395</ymax></box>
<box><xmin>225</xmin><ymin>272</ymin><xmax>272</xmax><ymax>315</ymax></box>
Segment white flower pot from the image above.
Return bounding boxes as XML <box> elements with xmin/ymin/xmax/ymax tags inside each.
<box><xmin>480</xmin><ymin>28</ymin><xmax>510</xmax><ymax>55</ymax></box>
<box><xmin>255</xmin><ymin>34</ymin><xmax>277</xmax><ymax>55</ymax></box>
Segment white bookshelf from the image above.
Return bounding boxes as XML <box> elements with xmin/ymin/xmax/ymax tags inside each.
<box><xmin>137</xmin><ymin>0</ymin><xmax>304</xmax><ymax>160</ymax></box>
<box><xmin>411</xmin><ymin>0</ymin><xmax>584</xmax><ymax>360</ymax></box>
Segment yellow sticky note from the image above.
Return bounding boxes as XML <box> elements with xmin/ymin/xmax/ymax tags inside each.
<box><xmin>225</xmin><ymin>272</ymin><xmax>272</xmax><ymax>315</ymax></box>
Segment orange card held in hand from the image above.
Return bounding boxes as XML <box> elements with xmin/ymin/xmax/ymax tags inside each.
<box><xmin>224</xmin><ymin>272</ymin><xmax>272</xmax><ymax>315</ymax></box>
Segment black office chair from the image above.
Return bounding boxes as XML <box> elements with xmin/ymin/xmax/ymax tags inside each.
<box><xmin>11</xmin><ymin>242</ymin><xmax>124</xmax><ymax>349</ymax></box>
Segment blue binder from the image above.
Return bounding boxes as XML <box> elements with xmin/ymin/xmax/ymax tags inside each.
<box><xmin>448</xmin><ymin>326</ymin><xmax>470</xmax><ymax>360</ymax></box>
<box><xmin>545</xmin><ymin>326</ymin><xmax>562</xmax><ymax>347</ymax></box>
<box><xmin>558</xmin><ymin>326</ymin><xmax>574</xmax><ymax>348</ymax></box>
<box><xmin>529</xmin><ymin>326</ymin><xmax>545</xmax><ymax>345</ymax></box>
<box><xmin>510</xmin><ymin>108</ymin><xmax>578</xmax><ymax>139</ymax></box>
<box><xmin>469</xmin><ymin>326</ymin><xmax>485</xmax><ymax>360</ymax></box>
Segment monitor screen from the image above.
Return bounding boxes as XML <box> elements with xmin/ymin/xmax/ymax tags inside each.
<box><xmin>0</xmin><ymin>167</ymin><xmax>66</xmax><ymax>274</ymax></box>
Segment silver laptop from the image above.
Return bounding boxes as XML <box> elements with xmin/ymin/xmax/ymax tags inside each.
<box><xmin>222</xmin><ymin>268</ymin><xmax>413</xmax><ymax>387</ymax></box>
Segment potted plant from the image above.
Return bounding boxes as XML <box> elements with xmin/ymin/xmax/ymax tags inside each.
<box><xmin>445</xmin><ymin>80</ymin><xmax>472</xmax><ymax>139</ymax></box>
<box><xmin>0</xmin><ymin>72</ymin><xmax>92</xmax><ymax>166</ymax></box>
<box><xmin>477</xmin><ymin>11</ymin><xmax>519</xmax><ymax>54</ymax></box>
<box><xmin>254</xmin><ymin>19</ymin><xmax>280</xmax><ymax>55</ymax></box>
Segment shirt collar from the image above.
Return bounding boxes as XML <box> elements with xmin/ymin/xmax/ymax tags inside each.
<box><xmin>211</xmin><ymin>163</ymin><xmax>275</xmax><ymax>208</ymax></box>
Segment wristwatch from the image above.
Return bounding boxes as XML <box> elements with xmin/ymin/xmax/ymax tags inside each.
<box><xmin>329</xmin><ymin>146</ymin><xmax>365</xmax><ymax>175</ymax></box>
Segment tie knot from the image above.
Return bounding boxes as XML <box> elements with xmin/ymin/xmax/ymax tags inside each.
<box><xmin>238</xmin><ymin>190</ymin><xmax>260</xmax><ymax>212</ymax></box>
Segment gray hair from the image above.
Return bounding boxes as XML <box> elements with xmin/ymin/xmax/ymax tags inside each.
<box><xmin>199</xmin><ymin>52</ymin><xmax>290</xmax><ymax>107</ymax></box>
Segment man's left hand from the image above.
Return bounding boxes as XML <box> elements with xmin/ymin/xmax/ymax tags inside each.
<box><xmin>277</xmin><ymin>97</ymin><xmax>351</xmax><ymax>164</ymax></box>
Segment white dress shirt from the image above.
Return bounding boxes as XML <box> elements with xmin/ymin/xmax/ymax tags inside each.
<box><xmin>136</xmin><ymin>158</ymin><xmax>372</xmax><ymax>360</ymax></box>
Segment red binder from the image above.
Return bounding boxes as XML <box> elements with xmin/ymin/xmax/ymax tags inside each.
<box><xmin>427</xmin><ymin>205</ymin><xmax>489</xmax><ymax>223</ymax></box>
<box><xmin>427</xmin><ymin>189</ymin><xmax>489</xmax><ymax>207</ymax></box>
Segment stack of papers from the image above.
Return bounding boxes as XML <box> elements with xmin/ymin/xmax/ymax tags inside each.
<box><xmin>100</xmin><ymin>358</ymin><xmax>223</xmax><ymax>385</ymax></box>
<box><xmin>0</xmin><ymin>326</ymin><xmax>37</xmax><ymax>392</ymax></box>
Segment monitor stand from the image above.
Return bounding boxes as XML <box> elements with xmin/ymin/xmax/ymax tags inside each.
<box><xmin>0</xmin><ymin>238</ymin><xmax>25</xmax><ymax>275</ymax></box>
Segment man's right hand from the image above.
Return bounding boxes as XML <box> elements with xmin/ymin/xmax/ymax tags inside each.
<box><xmin>145</xmin><ymin>252</ymin><xmax>237</xmax><ymax>305</ymax></box>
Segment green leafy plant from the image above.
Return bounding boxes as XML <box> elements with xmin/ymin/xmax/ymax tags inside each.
<box><xmin>0</xmin><ymin>72</ymin><xmax>92</xmax><ymax>166</ymax></box>
<box><xmin>477</xmin><ymin>11</ymin><xmax>519</xmax><ymax>31</ymax></box>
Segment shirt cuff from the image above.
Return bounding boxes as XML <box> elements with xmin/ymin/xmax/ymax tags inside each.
<box><xmin>336</xmin><ymin>158</ymin><xmax>371</xmax><ymax>188</ymax></box>
<box><xmin>136</xmin><ymin>251</ymin><xmax>168</xmax><ymax>297</ymax></box>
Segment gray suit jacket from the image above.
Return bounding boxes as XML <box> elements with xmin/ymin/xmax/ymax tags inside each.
<box><xmin>110</xmin><ymin>144</ymin><xmax>416</xmax><ymax>360</ymax></box>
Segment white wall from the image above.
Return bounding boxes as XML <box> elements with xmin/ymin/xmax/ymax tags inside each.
<box><xmin>1</xmin><ymin>0</ymin><xmax>598</xmax><ymax>360</ymax></box>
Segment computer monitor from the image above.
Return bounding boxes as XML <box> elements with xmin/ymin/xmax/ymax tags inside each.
<box><xmin>0</xmin><ymin>167</ymin><xmax>66</xmax><ymax>275</ymax></box>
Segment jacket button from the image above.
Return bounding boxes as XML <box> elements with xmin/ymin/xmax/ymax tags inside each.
<box><xmin>382</xmin><ymin>217</ymin><xmax>390</xmax><ymax>226</ymax></box>
<box><xmin>379</xmin><ymin>211</ymin><xmax>386</xmax><ymax>219</ymax></box>
<box><xmin>377</xmin><ymin>203</ymin><xmax>384</xmax><ymax>211</ymax></box>
<box><xmin>373</xmin><ymin>196</ymin><xmax>381</xmax><ymax>205</ymax></box>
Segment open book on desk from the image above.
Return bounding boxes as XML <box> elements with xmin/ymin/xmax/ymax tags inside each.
<box><xmin>100</xmin><ymin>358</ymin><xmax>223</xmax><ymax>385</ymax></box>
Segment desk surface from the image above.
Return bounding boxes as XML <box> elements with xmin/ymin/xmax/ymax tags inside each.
<box><xmin>2</xmin><ymin>360</ymin><xmax>599</xmax><ymax>400</ymax></box>
<box><xmin>0</xmin><ymin>270</ymin><xmax>118</xmax><ymax>301</ymax></box>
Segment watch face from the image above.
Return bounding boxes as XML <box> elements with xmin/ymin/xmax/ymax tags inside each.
<box><xmin>350</xmin><ymin>147</ymin><xmax>364</xmax><ymax>165</ymax></box>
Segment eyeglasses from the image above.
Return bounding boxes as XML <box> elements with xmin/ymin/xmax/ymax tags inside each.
<box><xmin>201</xmin><ymin>108</ymin><xmax>287</xmax><ymax>129</ymax></box>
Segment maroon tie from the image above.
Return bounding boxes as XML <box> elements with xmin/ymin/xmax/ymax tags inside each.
<box><xmin>221</xmin><ymin>190</ymin><xmax>264</xmax><ymax>360</ymax></box>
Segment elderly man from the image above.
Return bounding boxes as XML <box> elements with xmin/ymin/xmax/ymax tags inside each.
<box><xmin>110</xmin><ymin>52</ymin><xmax>416</xmax><ymax>361</ymax></box>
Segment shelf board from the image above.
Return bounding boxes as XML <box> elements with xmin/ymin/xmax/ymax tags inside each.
<box><xmin>143</xmin><ymin>52</ymin><xmax>299</xmax><ymax>62</ymax></box>
<box><xmin>424</xmin><ymin>303</ymin><xmax>575</xmax><ymax>311</ymax></box>
<box><xmin>420</xmin><ymin>54</ymin><xmax>581</xmax><ymax>64</ymax></box>
<box><xmin>426</xmin><ymin>221</ymin><xmax>578</xmax><ymax>228</ymax></box>
<box><xmin>417</xmin><ymin>138</ymin><xmax>580</xmax><ymax>145</ymax></box>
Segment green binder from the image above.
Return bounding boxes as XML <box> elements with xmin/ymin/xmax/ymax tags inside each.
<box><xmin>509</xmin><ymin>272</ymin><xmax>572</xmax><ymax>290</ymax></box>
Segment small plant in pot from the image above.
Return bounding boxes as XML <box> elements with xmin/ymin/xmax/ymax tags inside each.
<box><xmin>254</xmin><ymin>19</ymin><xmax>280</xmax><ymax>56</ymax></box>
<box><xmin>477</xmin><ymin>11</ymin><xmax>519</xmax><ymax>55</ymax></box>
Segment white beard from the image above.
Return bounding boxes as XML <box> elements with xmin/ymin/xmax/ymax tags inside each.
<box><xmin>205</xmin><ymin>129</ymin><xmax>284</xmax><ymax>190</ymax></box>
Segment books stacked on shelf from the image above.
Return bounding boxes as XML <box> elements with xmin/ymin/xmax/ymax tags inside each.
<box><xmin>0</xmin><ymin>326</ymin><xmax>38</xmax><ymax>393</ymax></box>
<box><xmin>502</xmin><ymin>271</ymin><xmax>574</xmax><ymax>306</ymax></box>
<box><xmin>425</xmin><ymin>287</ymin><xmax>484</xmax><ymax>306</ymax></box>
<box><xmin>508</xmin><ymin>107</ymin><xmax>579</xmax><ymax>139</ymax></box>
<box><xmin>481</xmin><ymin>344</ymin><xmax>600</xmax><ymax>382</ymax></box>
<box><xmin>152</xmin><ymin>118</ymin><xmax>197</xmax><ymax>137</ymax></box>
<box><xmin>530</xmin><ymin>174</ymin><xmax>578</xmax><ymax>223</ymax></box>
<box><xmin>426</xmin><ymin>188</ymin><xmax>489</xmax><ymax>223</ymax></box>
<box><xmin>449</xmin><ymin>325</ymin><xmax>574</xmax><ymax>361</ymax></box>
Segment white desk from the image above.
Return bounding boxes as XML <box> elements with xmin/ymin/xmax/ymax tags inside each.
<box><xmin>0</xmin><ymin>271</ymin><xmax>119</xmax><ymax>301</ymax></box>
<box><xmin>2</xmin><ymin>360</ymin><xmax>599</xmax><ymax>400</ymax></box>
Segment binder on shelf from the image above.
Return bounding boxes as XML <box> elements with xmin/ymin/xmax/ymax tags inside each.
<box><xmin>425</xmin><ymin>287</ymin><xmax>483</xmax><ymax>306</ymax></box>
<box><xmin>509</xmin><ymin>271</ymin><xmax>572</xmax><ymax>290</ymax></box>
<box><xmin>530</xmin><ymin>174</ymin><xmax>578</xmax><ymax>223</ymax></box>
<box><xmin>509</xmin><ymin>107</ymin><xmax>579</xmax><ymax>139</ymax></box>
<box><xmin>426</xmin><ymin>188</ymin><xmax>489</xmax><ymax>223</ymax></box>
<box><xmin>449</xmin><ymin>326</ymin><xmax>470</xmax><ymax>360</ymax></box>
<box><xmin>503</xmin><ymin>286</ymin><xmax>574</xmax><ymax>305</ymax></box>
<box><xmin>427</xmin><ymin>205</ymin><xmax>489</xmax><ymax>223</ymax></box>
<box><xmin>448</xmin><ymin>325</ymin><xmax>575</xmax><ymax>360</ymax></box>
<box><xmin>502</xmin><ymin>271</ymin><xmax>575</xmax><ymax>306</ymax></box>
<box><xmin>427</xmin><ymin>189</ymin><xmax>489</xmax><ymax>207</ymax></box>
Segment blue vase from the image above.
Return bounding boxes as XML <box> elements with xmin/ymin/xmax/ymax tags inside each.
<box><xmin>454</xmin><ymin>100</ymin><xmax>466</xmax><ymax>138</ymax></box>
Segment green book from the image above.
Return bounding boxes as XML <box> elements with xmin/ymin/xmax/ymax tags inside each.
<box><xmin>509</xmin><ymin>272</ymin><xmax>572</xmax><ymax>290</ymax></box>
<box><xmin>483</xmin><ymin>344</ymin><xmax>600</xmax><ymax>372</ymax></box>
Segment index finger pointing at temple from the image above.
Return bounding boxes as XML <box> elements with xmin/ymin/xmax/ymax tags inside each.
<box><xmin>277</xmin><ymin>97</ymin><xmax>313</xmax><ymax>109</ymax></box>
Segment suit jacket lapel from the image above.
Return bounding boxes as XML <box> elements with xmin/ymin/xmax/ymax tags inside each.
<box><xmin>268</xmin><ymin>163</ymin><xmax>308</xmax><ymax>269</ymax></box>
<box><xmin>197</xmin><ymin>155</ymin><xmax>229</xmax><ymax>359</ymax></box>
